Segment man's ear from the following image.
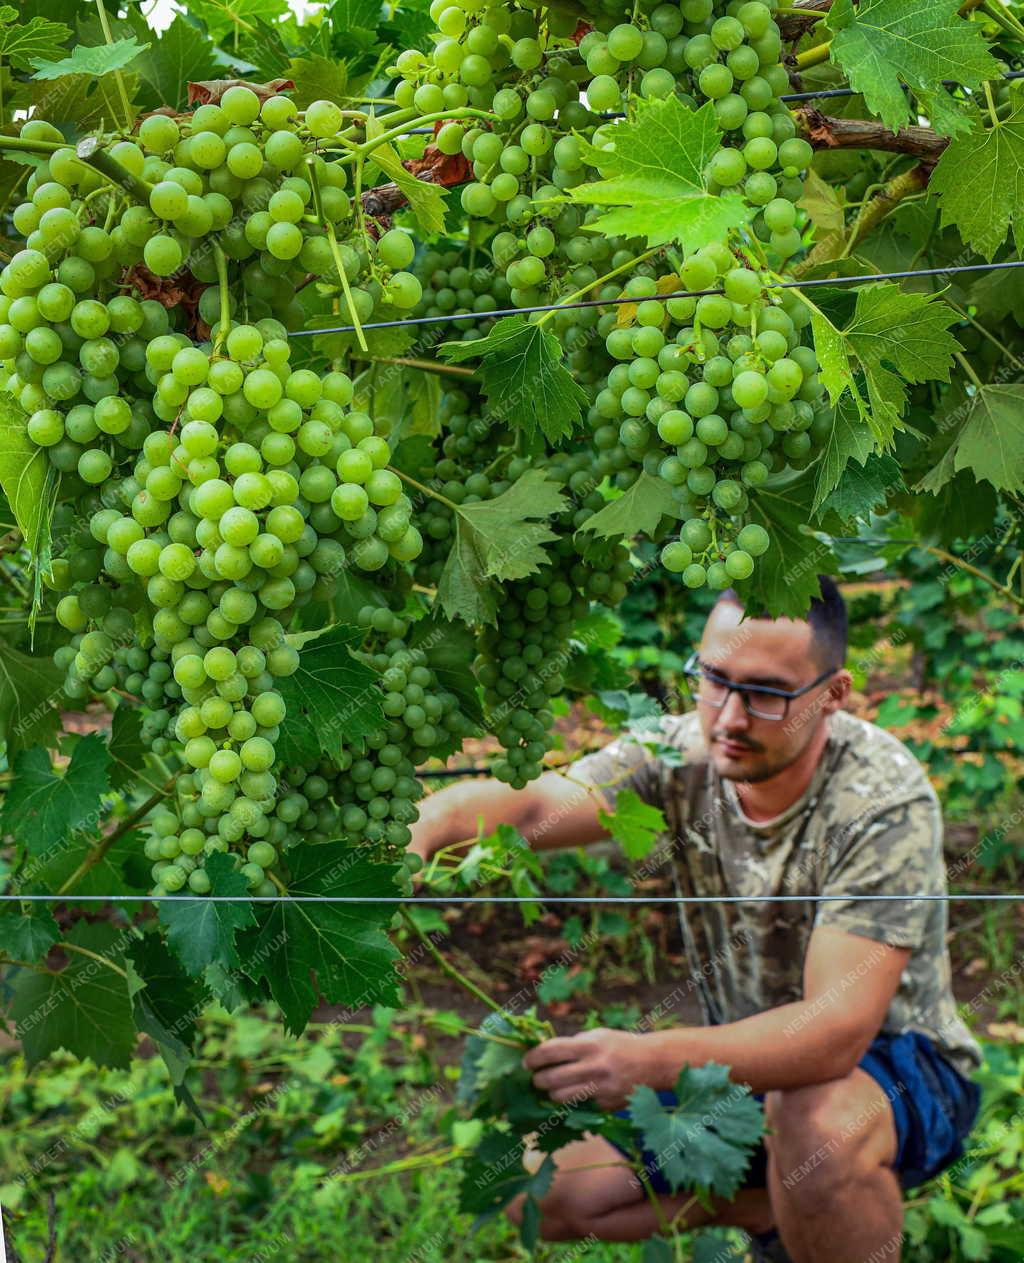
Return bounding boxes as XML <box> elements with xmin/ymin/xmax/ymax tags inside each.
<box><xmin>823</xmin><ymin>669</ymin><xmax>852</xmax><ymax>714</ymax></box>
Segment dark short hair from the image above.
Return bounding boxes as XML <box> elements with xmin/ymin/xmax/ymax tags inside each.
<box><xmin>715</xmin><ymin>575</ymin><xmax>848</xmax><ymax>669</ymax></box>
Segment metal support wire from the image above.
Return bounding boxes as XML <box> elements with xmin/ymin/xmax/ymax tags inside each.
<box><xmin>0</xmin><ymin>893</ymin><xmax>1017</xmax><ymax>903</ymax></box>
<box><xmin>289</xmin><ymin>258</ymin><xmax>1024</xmax><ymax>337</ymax></box>
<box><xmin>397</xmin><ymin>70</ymin><xmax>1024</xmax><ymax>130</ymax></box>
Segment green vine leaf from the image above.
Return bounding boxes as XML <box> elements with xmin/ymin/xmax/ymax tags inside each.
<box><xmin>577</xmin><ymin>471</ymin><xmax>678</xmax><ymax>540</ymax></box>
<box><xmin>0</xmin><ymin>13</ymin><xmax>71</xmax><ymax>71</ymax></box>
<box><xmin>458</xmin><ymin>1131</ymin><xmax>556</xmax><ymax>1247</ymax></box>
<box><xmin>175</xmin><ymin>0</ymin><xmax>290</xmax><ymax>43</ymax></box>
<box><xmin>274</xmin><ymin>624</ymin><xmax>384</xmax><ymax>765</ymax></box>
<box><xmin>627</xmin><ymin>1062</ymin><xmax>764</xmax><ymax>1199</ymax></box>
<box><xmin>0</xmin><ymin>903</ymin><xmax>58</xmax><ymax>963</ymax></box>
<box><xmin>0</xmin><ymin>391</ymin><xmax>51</xmax><ymax>561</ymax></box>
<box><xmin>11</xmin><ymin>922</ymin><xmax>135</xmax><ymax>1069</ymax></box>
<box><xmin>30</xmin><ymin>36</ymin><xmax>148</xmax><ymax>80</ymax></box>
<box><xmin>0</xmin><ymin>733</ymin><xmax>110</xmax><ymax>857</ymax></box>
<box><xmin>237</xmin><ymin>845</ymin><xmax>401</xmax><ymax>1036</ymax></box>
<box><xmin>919</xmin><ymin>383</ymin><xmax>1024</xmax><ymax>493</ymax></box>
<box><xmin>930</xmin><ymin>102</ymin><xmax>1024</xmax><ymax>261</ymax></box>
<box><xmin>129</xmin><ymin>14</ymin><xmax>222</xmax><ymax>112</ymax></box>
<box><xmin>440</xmin><ymin>315</ymin><xmax>588</xmax><ymax>444</ymax></box>
<box><xmin>821</xmin><ymin>452</ymin><xmax>903</xmax><ymax>522</ymax></box>
<box><xmin>365</xmin><ymin>114</ymin><xmax>449</xmax><ymax>236</ymax></box>
<box><xmin>158</xmin><ymin>851</ymin><xmax>256</xmax><ymax>977</ymax></box>
<box><xmin>824</xmin><ymin>0</ymin><xmax>999</xmax><ymax>135</ymax></box>
<box><xmin>744</xmin><ymin>473</ymin><xmax>839</xmax><ymax>619</ymax></box>
<box><xmin>437</xmin><ymin>471</ymin><xmax>569</xmax><ymax>626</ymax></box>
<box><xmin>127</xmin><ymin>932</ymin><xmax>208</xmax><ymax>1086</ymax></box>
<box><xmin>598</xmin><ymin>788</ymin><xmax>665</xmax><ymax>860</ymax></box>
<box><xmin>810</xmin><ymin>284</ymin><xmax>960</xmax><ymax>446</ymax></box>
<box><xmin>565</xmin><ymin>97</ymin><xmax>750</xmax><ymax>250</ymax></box>
<box><xmin>0</xmin><ymin>639</ymin><xmax>63</xmax><ymax>759</ymax></box>
<box><xmin>286</xmin><ymin>52</ymin><xmax>348</xmax><ymax>110</ymax></box>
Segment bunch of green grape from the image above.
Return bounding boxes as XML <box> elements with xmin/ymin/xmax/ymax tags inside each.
<box><xmin>589</xmin><ymin>245</ymin><xmax>825</xmax><ymax>588</ymax></box>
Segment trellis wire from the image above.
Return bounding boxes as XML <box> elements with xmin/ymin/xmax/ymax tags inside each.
<box><xmin>289</xmin><ymin>258</ymin><xmax>1024</xmax><ymax>336</ymax></box>
<box><xmin>398</xmin><ymin>69</ymin><xmax>1024</xmax><ymax>129</ymax></box>
<box><xmin>0</xmin><ymin>894</ymin><xmax>1017</xmax><ymax>903</ymax></box>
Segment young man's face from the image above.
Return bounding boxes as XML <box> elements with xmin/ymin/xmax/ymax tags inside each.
<box><xmin>694</xmin><ymin>600</ymin><xmax>849</xmax><ymax>784</ymax></box>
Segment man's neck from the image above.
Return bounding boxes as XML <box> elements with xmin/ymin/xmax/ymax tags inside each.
<box><xmin>732</xmin><ymin>722</ymin><xmax>831</xmax><ymax>824</ymax></box>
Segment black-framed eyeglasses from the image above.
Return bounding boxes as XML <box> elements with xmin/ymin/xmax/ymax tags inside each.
<box><xmin>682</xmin><ymin>652</ymin><xmax>838</xmax><ymax>722</ymax></box>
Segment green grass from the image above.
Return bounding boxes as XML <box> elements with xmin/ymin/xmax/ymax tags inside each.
<box><xmin>1</xmin><ymin>1006</ymin><xmax>1022</xmax><ymax>1262</ymax></box>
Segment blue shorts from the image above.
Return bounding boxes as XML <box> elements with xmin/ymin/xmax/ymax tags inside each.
<box><xmin>612</xmin><ymin>1030</ymin><xmax>980</xmax><ymax>1196</ymax></box>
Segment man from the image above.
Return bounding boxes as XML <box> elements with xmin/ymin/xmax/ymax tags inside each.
<box><xmin>409</xmin><ymin>579</ymin><xmax>981</xmax><ymax>1263</ymax></box>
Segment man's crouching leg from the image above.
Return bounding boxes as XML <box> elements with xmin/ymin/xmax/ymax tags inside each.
<box><xmin>766</xmin><ymin>1068</ymin><xmax>903</xmax><ymax>1263</ymax></box>
<box><xmin>506</xmin><ymin>1133</ymin><xmax>774</xmax><ymax>1243</ymax></box>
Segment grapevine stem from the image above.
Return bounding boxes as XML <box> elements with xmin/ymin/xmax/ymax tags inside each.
<box><xmin>0</xmin><ymin>956</ymin><xmax>59</xmax><ymax>976</ymax></box>
<box><xmin>399</xmin><ymin>907</ymin><xmax>509</xmax><ymax>1018</ymax></box>
<box><xmin>389</xmin><ymin>467</ymin><xmax>459</xmax><ymax>511</ymax></box>
<box><xmin>306</xmin><ymin>154</ymin><xmax>368</xmax><ymax>353</ymax></box>
<box><xmin>981</xmin><ymin>0</ymin><xmax>1024</xmax><ymax>40</ymax></box>
<box><xmin>356</xmin><ymin>109</ymin><xmax>498</xmax><ymax>158</ymax></box>
<box><xmin>795</xmin><ymin>39</ymin><xmax>833</xmax><ymax>70</ymax></box>
<box><xmin>351</xmin><ymin>355</ymin><xmax>475</xmax><ymax>379</ymax></box>
<box><xmin>75</xmin><ymin>137</ymin><xmax>153</xmax><ymax>205</ymax></box>
<box><xmin>0</xmin><ymin>135</ymin><xmax>63</xmax><ymax>156</ymax></box>
<box><xmin>54</xmin><ymin>774</ymin><xmax>177</xmax><ymax>897</ymax></box>
<box><xmin>982</xmin><ymin>81</ymin><xmax>1001</xmax><ymax>129</ymax></box>
<box><xmin>925</xmin><ymin>547</ymin><xmax>1024</xmax><ymax>611</ymax></box>
<box><xmin>212</xmin><ymin>245</ymin><xmax>231</xmax><ymax>351</ymax></box>
<box><xmin>93</xmin><ymin>0</ymin><xmax>135</xmax><ymax>133</ymax></box>
<box><xmin>61</xmin><ymin>941</ymin><xmax>129</xmax><ymax>981</ymax></box>
<box><xmin>536</xmin><ymin>244</ymin><xmax>663</xmax><ymax>327</ymax></box>
<box><xmin>776</xmin><ymin>4</ymin><xmax>825</xmax><ymax>15</ymax></box>
<box><xmin>954</xmin><ymin>350</ymin><xmax>985</xmax><ymax>390</ymax></box>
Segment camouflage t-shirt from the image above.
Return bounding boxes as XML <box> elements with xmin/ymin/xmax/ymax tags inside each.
<box><xmin>575</xmin><ymin>708</ymin><xmax>981</xmax><ymax>1076</ymax></box>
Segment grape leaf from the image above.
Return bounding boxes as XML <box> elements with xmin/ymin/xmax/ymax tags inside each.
<box><xmin>458</xmin><ymin>1129</ymin><xmax>556</xmax><ymax>1245</ymax></box>
<box><xmin>0</xmin><ymin>14</ymin><xmax>70</xmax><ymax>71</ymax></box>
<box><xmin>0</xmin><ymin>639</ymin><xmax>63</xmax><ymax>759</ymax></box>
<box><xmin>181</xmin><ymin>0</ymin><xmax>290</xmax><ymax>42</ymax></box>
<box><xmin>565</xmin><ymin>97</ymin><xmax>749</xmax><ymax>251</ymax></box>
<box><xmin>409</xmin><ymin>610</ymin><xmax>484</xmax><ymax>725</ymax></box>
<box><xmin>274</xmin><ymin>624</ymin><xmax>384</xmax><ymax>765</ymax></box>
<box><xmin>577</xmin><ymin>471</ymin><xmax>678</xmax><ymax>540</ymax></box>
<box><xmin>328</xmin><ymin>0</ymin><xmax>381</xmax><ymax>31</ymax></box>
<box><xmin>930</xmin><ymin>103</ymin><xmax>1024</xmax><ymax>261</ymax></box>
<box><xmin>627</xmin><ymin>1063</ymin><xmax>764</xmax><ymax>1198</ymax></box>
<box><xmin>0</xmin><ymin>391</ymin><xmax>50</xmax><ymax>561</ymax></box>
<box><xmin>158</xmin><ymin>851</ymin><xmax>256</xmax><ymax>976</ymax></box>
<box><xmin>0</xmin><ymin>733</ymin><xmax>110</xmax><ymax>856</ymax></box>
<box><xmin>286</xmin><ymin>52</ymin><xmax>349</xmax><ymax>110</ymax></box>
<box><xmin>26</xmin><ymin>829</ymin><xmax>147</xmax><ymax>899</ymax></box>
<box><xmin>129</xmin><ymin>14</ymin><xmax>222</xmax><ymax>112</ymax></box>
<box><xmin>821</xmin><ymin>452</ymin><xmax>903</xmax><ymax>522</ymax></box>
<box><xmin>0</xmin><ymin>904</ymin><xmax>58</xmax><ymax>962</ymax></box>
<box><xmin>365</xmin><ymin>114</ymin><xmax>448</xmax><ymax>236</ymax></box>
<box><xmin>127</xmin><ymin>932</ymin><xmax>207</xmax><ymax>1086</ymax></box>
<box><xmin>598</xmin><ymin>788</ymin><xmax>665</xmax><ymax>860</ymax></box>
<box><xmin>237</xmin><ymin>845</ymin><xmax>401</xmax><ymax>1035</ymax></box>
<box><xmin>744</xmin><ymin>474</ymin><xmax>838</xmax><ymax>619</ymax></box>
<box><xmin>919</xmin><ymin>384</ymin><xmax>1024</xmax><ymax>493</ymax></box>
<box><xmin>437</xmin><ymin>471</ymin><xmax>569</xmax><ymax>626</ymax></box>
<box><xmin>107</xmin><ymin>707</ymin><xmax>149</xmax><ymax>792</ymax></box>
<box><xmin>28</xmin><ymin>71</ymin><xmax>139</xmax><ymax>131</ymax></box>
<box><xmin>11</xmin><ymin>921</ymin><xmax>135</xmax><ymax>1069</ymax></box>
<box><xmin>824</xmin><ymin>0</ymin><xmax>999</xmax><ymax>135</ymax></box>
<box><xmin>811</xmin><ymin>284</ymin><xmax>959</xmax><ymax>445</ymax></box>
<box><xmin>30</xmin><ymin>36</ymin><xmax>148</xmax><ymax>80</ymax></box>
<box><xmin>440</xmin><ymin>315</ymin><xmax>587</xmax><ymax>444</ymax></box>
<box><xmin>812</xmin><ymin>395</ymin><xmax>875</xmax><ymax>512</ymax></box>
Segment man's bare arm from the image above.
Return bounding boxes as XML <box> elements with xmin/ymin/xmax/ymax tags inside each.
<box><xmin>524</xmin><ymin>926</ymin><xmax>910</xmax><ymax>1106</ymax></box>
<box><xmin>409</xmin><ymin>770</ymin><xmax>610</xmax><ymax>862</ymax></box>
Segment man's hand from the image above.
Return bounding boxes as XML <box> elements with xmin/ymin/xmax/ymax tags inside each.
<box><xmin>523</xmin><ymin>1028</ymin><xmax>654</xmax><ymax>1111</ymax></box>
